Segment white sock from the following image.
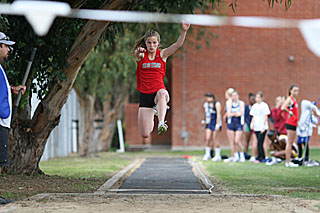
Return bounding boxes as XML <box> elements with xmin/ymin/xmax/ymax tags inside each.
<box><xmin>272</xmin><ymin>157</ymin><xmax>277</xmax><ymax>162</ymax></box>
<box><xmin>205</xmin><ymin>147</ymin><xmax>211</xmax><ymax>156</ymax></box>
<box><xmin>240</xmin><ymin>152</ymin><xmax>245</xmax><ymax>159</ymax></box>
<box><xmin>215</xmin><ymin>148</ymin><xmax>221</xmax><ymax>157</ymax></box>
<box><xmin>235</xmin><ymin>152</ymin><xmax>240</xmax><ymax>159</ymax></box>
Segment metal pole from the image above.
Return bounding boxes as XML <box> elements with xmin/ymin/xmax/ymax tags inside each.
<box><xmin>181</xmin><ymin>44</ymin><xmax>188</xmax><ymax>149</ymax></box>
<box><xmin>117</xmin><ymin>119</ymin><xmax>125</xmax><ymax>153</ymax></box>
<box><xmin>11</xmin><ymin>48</ymin><xmax>37</xmax><ymax>122</ymax></box>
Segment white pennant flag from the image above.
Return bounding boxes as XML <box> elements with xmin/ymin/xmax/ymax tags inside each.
<box><xmin>299</xmin><ymin>19</ymin><xmax>320</xmax><ymax>58</ymax></box>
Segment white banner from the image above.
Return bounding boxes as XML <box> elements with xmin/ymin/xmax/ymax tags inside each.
<box><xmin>0</xmin><ymin>1</ymin><xmax>320</xmax><ymax>57</ymax></box>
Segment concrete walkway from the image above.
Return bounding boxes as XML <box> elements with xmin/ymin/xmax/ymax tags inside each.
<box><xmin>118</xmin><ymin>157</ymin><xmax>207</xmax><ymax>194</ymax></box>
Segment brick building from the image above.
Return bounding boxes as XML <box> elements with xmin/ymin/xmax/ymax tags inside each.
<box><xmin>125</xmin><ymin>0</ymin><xmax>320</xmax><ymax>149</ymax></box>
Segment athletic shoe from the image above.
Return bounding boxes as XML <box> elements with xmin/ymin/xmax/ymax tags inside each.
<box><xmin>158</xmin><ymin>121</ymin><xmax>168</xmax><ymax>135</ymax></box>
<box><xmin>0</xmin><ymin>197</ymin><xmax>13</xmax><ymax>205</ymax></box>
<box><xmin>312</xmin><ymin>160</ymin><xmax>320</xmax><ymax>166</ymax></box>
<box><xmin>239</xmin><ymin>153</ymin><xmax>246</xmax><ymax>162</ymax></box>
<box><xmin>239</xmin><ymin>157</ymin><xmax>246</xmax><ymax>163</ymax></box>
<box><xmin>305</xmin><ymin>160</ymin><xmax>320</xmax><ymax>167</ymax></box>
<box><xmin>260</xmin><ymin>158</ymin><xmax>271</xmax><ymax>163</ymax></box>
<box><xmin>285</xmin><ymin>162</ymin><xmax>299</xmax><ymax>167</ymax></box>
<box><xmin>244</xmin><ymin>152</ymin><xmax>251</xmax><ymax>160</ymax></box>
<box><xmin>266</xmin><ymin>160</ymin><xmax>277</xmax><ymax>166</ymax></box>
<box><xmin>307</xmin><ymin>159</ymin><xmax>320</xmax><ymax>166</ymax></box>
<box><xmin>249</xmin><ymin>156</ymin><xmax>256</xmax><ymax>162</ymax></box>
<box><xmin>210</xmin><ymin>150</ymin><xmax>214</xmax><ymax>158</ymax></box>
<box><xmin>212</xmin><ymin>155</ymin><xmax>221</xmax><ymax>162</ymax></box>
<box><xmin>153</xmin><ymin>106</ymin><xmax>158</xmax><ymax>116</ymax></box>
<box><xmin>153</xmin><ymin>105</ymin><xmax>170</xmax><ymax>117</ymax></box>
<box><xmin>306</xmin><ymin>162</ymin><xmax>316</xmax><ymax>167</ymax></box>
<box><xmin>224</xmin><ymin>157</ymin><xmax>234</xmax><ymax>162</ymax></box>
<box><xmin>203</xmin><ymin>154</ymin><xmax>211</xmax><ymax>161</ymax></box>
<box><xmin>232</xmin><ymin>158</ymin><xmax>240</xmax><ymax>163</ymax></box>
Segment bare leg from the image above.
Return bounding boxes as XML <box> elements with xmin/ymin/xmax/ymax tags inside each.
<box><xmin>251</xmin><ymin>133</ymin><xmax>258</xmax><ymax>157</ymax></box>
<box><xmin>213</xmin><ymin>130</ymin><xmax>219</xmax><ymax>149</ymax></box>
<box><xmin>227</xmin><ymin>130</ymin><xmax>235</xmax><ymax>157</ymax></box>
<box><xmin>286</xmin><ymin>129</ymin><xmax>296</xmax><ymax>163</ymax></box>
<box><xmin>235</xmin><ymin>131</ymin><xmax>243</xmax><ymax>152</ymax></box>
<box><xmin>154</xmin><ymin>89</ymin><xmax>170</xmax><ymax>123</ymax></box>
<box><xmin>0</xmin><ymin>167</ymin><xmax>2</xmax><ymax>175</ymax></box>
<box><xmin>244</xmin><ymin>131</ymin><xmax>252</xmax><ymax>153</ymax></box>
<box><xmin>205</xmin><ymin>129</ymin><xmax>213</xmax><ymax>147</ymax></box>
<box><xmin>138</xmin><ymin>108</ymin><xmax>155</xmax><ymax>138</ymax></box>
<box><xmin>203</xmin><ymin>128</ymin><xmax>213</xmax><ymax>160</ymax></box>
<box><xmin>274</xmin><ymin>150</ymin><xmax>286</xmax><ymax>159</ymax></box>
<box><xmin>264</xmin><ymin>137</ymin><xmax>270</xmax><ymax>158</ymax></box>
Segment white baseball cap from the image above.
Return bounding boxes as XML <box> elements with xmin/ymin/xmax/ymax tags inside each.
<box><xmin>0</xmin><ymin>32</ymin><xmax>15</xmax><ymax>46</ymax></box>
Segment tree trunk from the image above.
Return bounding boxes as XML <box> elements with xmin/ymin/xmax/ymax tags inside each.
<box><xmin>77</xmin><ymin>92</ymin><xmax>95</xmax><ymax>157</ymax></box>
<box><xmin>97</xmin><ymin>94</ymin><xmax>128</xmax><ymax>152</ymax></box>
<box><xmin>89</xmin><ymin>99</ymin><xmax>104</xmax><ymax>155</ymax></box>
<box><xmin>8</xmin><ymin>0</ymin><xmax>134</xmax><ymax>175</ymax></box>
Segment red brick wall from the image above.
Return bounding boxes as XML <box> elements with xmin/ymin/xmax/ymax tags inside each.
<box><xmin>171</xmin><ymin>0</ymin><xmax>320</xmax><ymax>149</ymax></box>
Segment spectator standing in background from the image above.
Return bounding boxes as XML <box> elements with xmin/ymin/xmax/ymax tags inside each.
<box><xmin>244</xmin><ymin>93</ymin><xmax>257</xmax><ymax>160</ymax></box>
<box><xmin>225</xmin><ymin>90</ymin><xmax>245</xmax><ymax>163</ymax></box>
<box><xmin>281</xmin><ymin>85</ymin><xmax>300</xmax><ymax>168</ymax></box>
<box><xmin>250</xmin><ymin>91</ymin><xmax>270</xmax><ymax>162</ymax></box>
<box><xmin>202</xmin><ymin>92</ymin><xmax>222</xmax><ymax>161</ymax></box>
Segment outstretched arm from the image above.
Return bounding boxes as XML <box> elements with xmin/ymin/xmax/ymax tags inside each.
<box><xmin>160</xmin><ymin>21</ymin><xmax>190</xmax><ymax>61</ymax></box>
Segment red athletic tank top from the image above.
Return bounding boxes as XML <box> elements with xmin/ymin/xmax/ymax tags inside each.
<box><xmin>286</xmin><ymin>96</ymin><xmax>298</xmax><ymax>126</ymax></box>
<box><xmin>136</xmin><ymin>49</ymin><xmax>166</xmax><ymax>94</ymax></box>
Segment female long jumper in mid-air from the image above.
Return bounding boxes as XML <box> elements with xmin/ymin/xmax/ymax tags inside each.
<box><xmin>133</xmin><ymin>22</ymin><xmax>190</xmax><ymax>137</ymax></box>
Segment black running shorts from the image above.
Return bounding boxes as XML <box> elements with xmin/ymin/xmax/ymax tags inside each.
<box><xmin>286</xmin><ymin>124</ymin><xmax>297</xmax><ymax>131</ymax></box>
<box><xmin>139</xmin><ymin>92</ymin><xmax>157</xmax><ymax>108</ymax></box>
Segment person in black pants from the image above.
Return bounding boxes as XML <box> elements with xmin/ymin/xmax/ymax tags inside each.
<box><xmin>250</xmin><ymin>91</ymin><xmax>271</xmax><ymax>162</ymax></box>
<box><xmin>255</xmin><ymin>131</ymin><xmax>266</xmax><ymax>160</ymax></box>
<box><xmin>0</xmin><ymin>32</ymin><xmax>26</xmax><ymax>205</ymax></box>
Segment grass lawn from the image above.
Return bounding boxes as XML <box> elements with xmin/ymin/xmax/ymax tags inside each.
<box><xmin>0</xmin><ymin>152</ymin><xmax>132</xmax><ymax>200</ymax></box>
<box><xmin>40</xmin><ymin>152</ymin><xmax>131</xmax><ymax>179</ymax></box>
<box><xmin>0</xmin><ymin>148</ymin><xmax>319</xmax><ymax>201</ymax></box>
<box><xmin>202</xmin><ymin>148</ymin><xmax>320</xmax><ymax>200</ymax></box>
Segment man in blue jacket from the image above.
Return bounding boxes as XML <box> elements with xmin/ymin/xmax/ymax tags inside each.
<box><xmin>0</xmin><ymin>32</ymin><xmax>26</xmax><ymax>205</ymax></box>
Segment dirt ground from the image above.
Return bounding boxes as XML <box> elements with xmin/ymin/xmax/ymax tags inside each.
<box><xmin>1</xmin><ymin>193</ymin><xmax>319</xmax><ymax>213</ymax></box>
<box><xmin>0</xmin><ymin>174</ymin><xmax>105</xmax><ymax>200</ymax></box>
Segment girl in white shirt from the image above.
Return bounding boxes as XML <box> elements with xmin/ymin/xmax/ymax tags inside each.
<box><xmin>250</xmin><ymin>91</ymin><xmax>270</xmax><ymax>162</ymax></box>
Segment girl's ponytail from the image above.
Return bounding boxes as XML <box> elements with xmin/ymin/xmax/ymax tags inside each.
<box><xmin>132</xmin><ymin>36</ymin><xmax>147</xmax><ymax>56</ymax></box>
